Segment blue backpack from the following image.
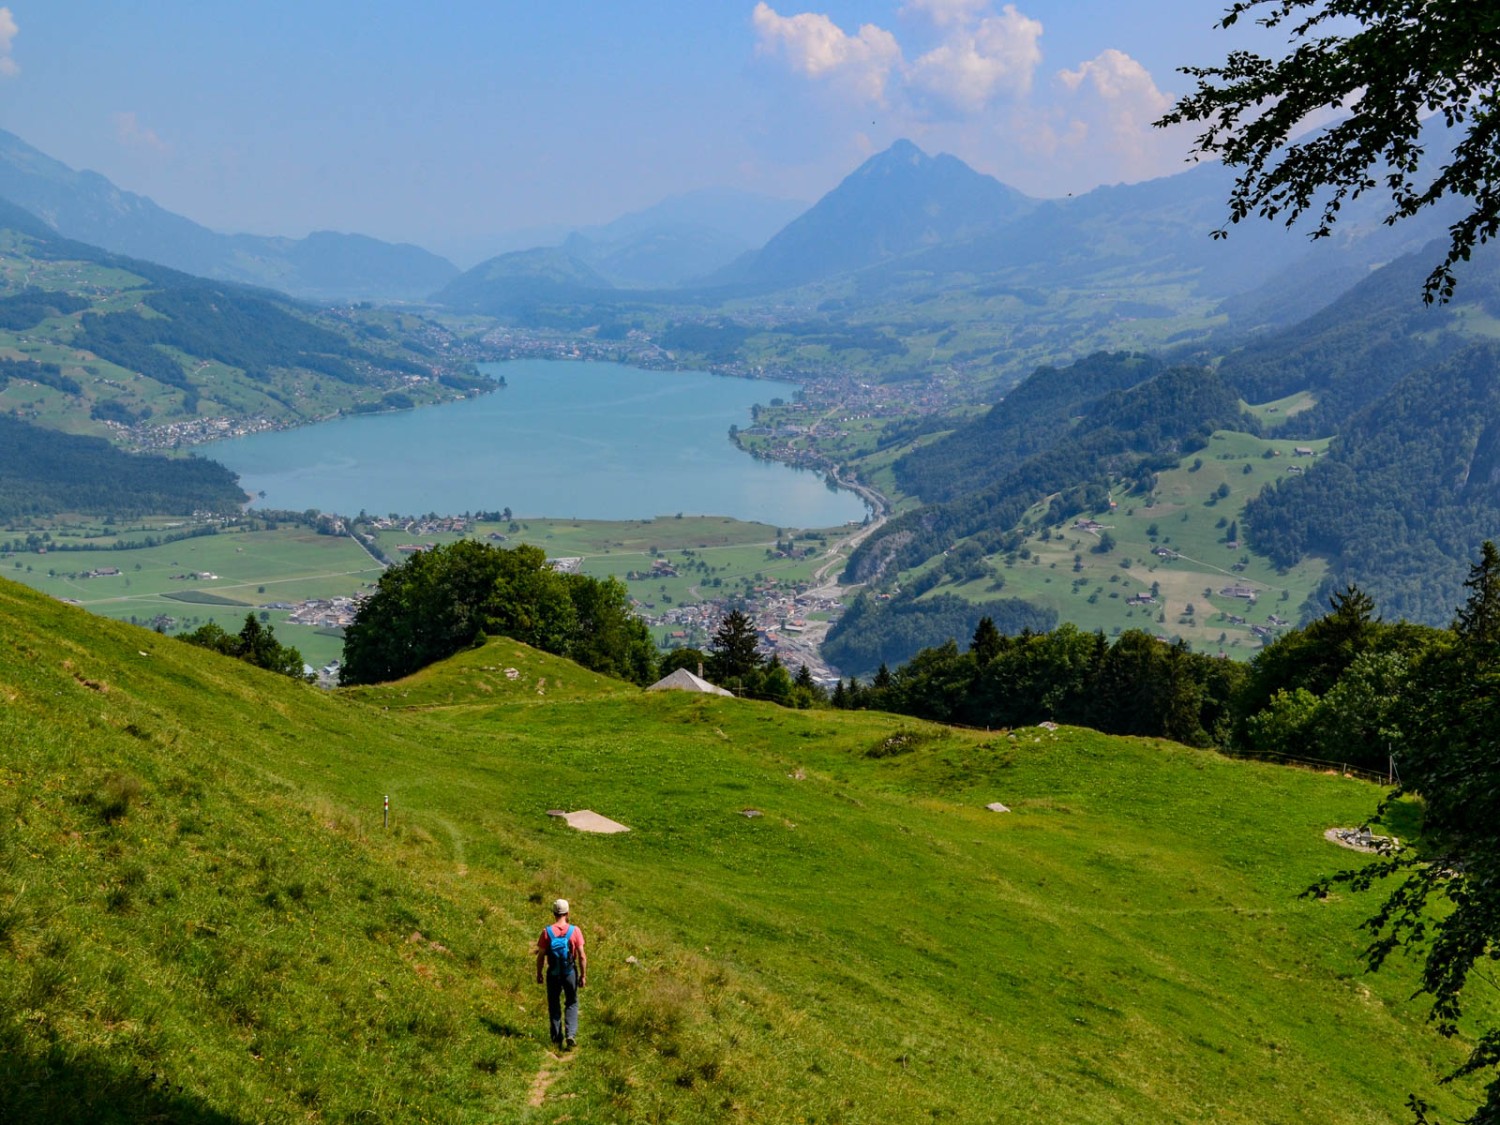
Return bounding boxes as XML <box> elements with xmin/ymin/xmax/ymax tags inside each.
<box><xmin>545</xmin><ymin>925</ymin><xmax>576</xmax><ymax>976</ymax></box>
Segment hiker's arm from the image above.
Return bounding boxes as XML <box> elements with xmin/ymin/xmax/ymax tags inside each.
<box><xmin>535</xmin><ymin>939</ymin><xmax>546</xmax><ymax>984</ymax></box>
<box><xmin>577</xmin><ymin>941</ymin><xmax>587</xmax><ymax>987</ymax></box>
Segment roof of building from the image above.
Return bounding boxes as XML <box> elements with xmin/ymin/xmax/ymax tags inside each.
<box><xmin>645</xmin><ymin>668</ymin><xmax>734</xmax><ymax>697</ymax></box>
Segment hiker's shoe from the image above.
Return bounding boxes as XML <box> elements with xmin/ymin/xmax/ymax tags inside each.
<box><xmin>565</xmin><ymin>1036</ymin><xmax>576</xmax><ymax>1050</ymax></box>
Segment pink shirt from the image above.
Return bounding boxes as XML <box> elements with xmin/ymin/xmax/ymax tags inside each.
<box><xmin>536</xmin><ymin>921</ymin><xmax>586</xmax><ymax>969</ymax></box>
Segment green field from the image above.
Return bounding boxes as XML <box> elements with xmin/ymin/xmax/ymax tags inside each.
<box><xmin>937</xmin><ymin>429</ymin><xmax>1334</xmax><ymax>653</ymax></box>
<box><xmin>1</xmin><ymin>524</ymin><xmax>384</xmax><ymax>668</ymax></box>
<box><xmin>1</xmin><ymin>514</ymin><xmax>850</xmax><ymax>666</ymax></box>
<box><xmin>0</xmin><ymin>575</ymin><xmax>1492</xmax><ymax>1122</ymax></box>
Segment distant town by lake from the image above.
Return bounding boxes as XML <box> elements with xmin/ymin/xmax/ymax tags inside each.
<box><xmin>204</xmin><ymin>360</ymin><xmax>869</xmax><ymax>527</ymax></box>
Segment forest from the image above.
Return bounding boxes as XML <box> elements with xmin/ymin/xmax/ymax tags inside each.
<box><xmin>1245</xmin><ymin>343</ymin><xmax>1500</xmax><ymax>623</ymax></box>
<box><xmin>823</xmin><ymin>590</ymin><xmax>1055</xmax><ymax>676</ymax></box>
<box><xmin>0</xmin><ymin>414</ymin><xmax>246</xmax><ymax>519</ymax></box>
<box><xmin>74</xmin><ymin>284</ymin><xmax>428</xmax><ymax>398</ymax></box>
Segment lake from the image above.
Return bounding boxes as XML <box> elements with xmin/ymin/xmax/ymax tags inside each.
<box><xmin>204</xmin><ymin>360</ymin><xmax>868</xmax><ymax>527</ymax></box>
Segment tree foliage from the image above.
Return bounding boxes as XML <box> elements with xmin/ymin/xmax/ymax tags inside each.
<box><xmin>0</xmin><ymin>413</ymin><xmax>245</xmax><ymax>519</ymax></box>
<box><xmin>1160</xmin><ymin>0</ymin><xmax>1500</xmax><ymax>302</ymax></box>
<box><xmin>835</xmin><ymin>622</ymin><xmax>1244</xmax><ymax>747</ymax></box>
<box><xmin>1309</xmin><ymin>542</ymin><xmax>1500</xmax><ymax>1124</ymax></box>
<box><xmin>339</xmin><ymin>541</ymin><xmax>656</xmax><ymax>686</ymax></box>
<box><xmin>707</xmin><ymin>609</ymin><xmax>763</xmax><ymax>685</ymax></box>
<box><xmin>180</xmin><ymin>614</ymin><xmax>310</xmax><ymax>681</ymax></box>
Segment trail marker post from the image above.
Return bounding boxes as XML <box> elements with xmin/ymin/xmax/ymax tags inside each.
<box><xmin>383</xmin><ymin>794</ymin><xmax>389</xmax><ymax>829</ymax></box>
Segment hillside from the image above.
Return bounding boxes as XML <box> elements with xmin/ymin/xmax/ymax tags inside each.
<box><xmin>0</xmin><ymin>128</ymin><xmax>458</xmax><ymax>302</ymax></box>
<box><xmin>1244</xmin><ymin>343</ymin><xmax>1500</xmax><ymax>622</ymax></box>
<box><xmin>847</xmin><ymin>361</ymin><xmax>1252</xmax><ymax>586</ymax></box>
<box><xmin>0</xmin><ymin>575</ymin><xmax>1490</xmax><ymax>1122</ymax></box>
<box><xmin>433</xmin><ymin>247</ymin><xmax>619</xmax><ymax>318</ymax></box>
<box><xmin>827</xmin><ymin>234</ymin><xmax>1500</xmax><ymax>653</ymax></box>
<box><xmin>0</xmin><ymin>202</ymin><xmax>490</xmax><ymax>446</ymax></box>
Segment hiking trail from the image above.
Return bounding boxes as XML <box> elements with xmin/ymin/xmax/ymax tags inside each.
<box><xmin>526</xmin><ymin>1048</ymin><xmax>575</xmax><ymax>1109</ymax></box>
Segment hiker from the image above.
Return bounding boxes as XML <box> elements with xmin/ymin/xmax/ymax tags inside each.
<box><xmin>535</xmin><ymin>898</ymin><xmax>587</xmax><ymax>1049</ymax></box>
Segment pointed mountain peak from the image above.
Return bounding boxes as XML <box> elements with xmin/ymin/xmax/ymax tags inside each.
<box><xmin>857</xmin><ymin>139</ymin><xmax>931</xmax><ymax>174</ymax></box>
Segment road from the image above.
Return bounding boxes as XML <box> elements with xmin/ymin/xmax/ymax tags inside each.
<box><xmin>774</xmin><ymin>472</ymin><xmax>890</xmax><ymax>681</ymax></box>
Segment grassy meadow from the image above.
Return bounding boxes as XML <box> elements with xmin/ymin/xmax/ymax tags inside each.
<box><xmin>939</xmin><ymin>429</ymin><xmax>1334</xmax><ymax>653</ymax></box>
<box><xmin>0</xmin><ymin>574</ymin><xmax>1491</xmax><ymax>1122</ymax></box>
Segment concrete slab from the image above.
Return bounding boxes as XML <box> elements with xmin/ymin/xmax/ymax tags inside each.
<box><xmin>563</xmin><ymin>809</ymin><xmax>631</xmax><ymax>834</ymax></box>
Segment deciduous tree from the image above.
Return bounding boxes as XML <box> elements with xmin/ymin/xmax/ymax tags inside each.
<box><xmin>1159</xmin><ymin>0</ymin><xmax>1500</xmax><ymax>302</ymax></box>
<box><xmin>1314</xmin><ymin>543</ymin><xmax>1500</xmax><ymax>1124</ymax></box>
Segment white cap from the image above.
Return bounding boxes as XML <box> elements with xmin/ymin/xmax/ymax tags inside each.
<box><xmin>552</xmin><ymin>898</ymin><xmax>570</xmax><ymax>916</ymax></box>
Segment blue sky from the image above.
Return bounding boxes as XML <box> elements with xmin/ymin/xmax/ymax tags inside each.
<box><xmin>0</xmin><ymin>2</ymin><xmax>1251</xmax><ymax>258</ymax></box>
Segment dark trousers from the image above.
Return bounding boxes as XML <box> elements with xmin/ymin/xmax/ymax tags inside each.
<box><xmin>547</xmin><ymin>969</ymin><xmax>578</xmax><ymax>1044</ymax></box>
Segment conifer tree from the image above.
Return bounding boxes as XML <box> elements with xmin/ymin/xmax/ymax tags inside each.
<box><xmin>970</xmin><ymin>616</ymin><xmax>1002</xmax><ymax>666</ymax></box>
<box><xmin>707</xmin><ymin>609</ymin><xmax>763</xmax><ymax>684</ymax></box>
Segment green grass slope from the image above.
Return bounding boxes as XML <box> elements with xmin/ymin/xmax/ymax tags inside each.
<box><xmin>0</xmin><ymin>575</ymin><xmax>1488</xmax><ymax>1122</ymax></box>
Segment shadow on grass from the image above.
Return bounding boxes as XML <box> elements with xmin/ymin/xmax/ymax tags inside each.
<box><xmin>1377</xmin><ymin>795</ymin><xmax>1424</xmax><ymax>843</ymax></box>
<box><xmin>479</xmin><ymin>1014</ymin><xmax>529</xmax><ymax>1039</ymax></box>
<box><xmin>1</xmin><ymin>1031</ymin><xmax>246</xmax><ymax>1125</ymax></box>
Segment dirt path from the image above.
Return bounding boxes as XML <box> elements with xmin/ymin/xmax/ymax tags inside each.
<box><xmin>526</xmin><ymin>1049</ymin><xmax>574</xmax><ymax>1109</ymax></box>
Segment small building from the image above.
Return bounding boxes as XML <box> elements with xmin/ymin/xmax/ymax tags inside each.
<box><xmin>646</xmin><ymin>669</ymin><xmax>733</xmax><ymax>697</ymax></box>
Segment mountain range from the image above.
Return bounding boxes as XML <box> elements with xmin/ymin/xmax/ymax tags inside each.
<box><xmin>427</xmin><ymin>137</ymin><xmax>1470</xmax><ymax>402</ymax></box>
<box><xmin>0</xmin><ymin>129</ymin><xmax>458</xmax><ymax>302</ymax></box>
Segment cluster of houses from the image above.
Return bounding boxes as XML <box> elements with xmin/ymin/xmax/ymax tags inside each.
<box><xmin>285</xmin><ymin>595</ymin><xmax>365</xmax><ymax>629</ymax></box>
<box><xmin>369</xmin><ymin>515</ymin><xmax>471</xmax><ymax>535</ymax></box>
<box><xmin>646</xmin><ymin>580</ymin><xmax>845</xmax><ymax>678</ymax></box>
<box><xmin>120</xmin><ymin>414</ymin><xmax>280</xmax><ymax>452</ymax></box>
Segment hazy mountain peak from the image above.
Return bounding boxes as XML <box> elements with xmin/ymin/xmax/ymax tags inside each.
<box><xmin>729</xmin><ymin>138</ymin><xmax>1033</xmax><ymax>288</ymax></box>
<box><xmin>861</xmin><ymin>137</ymin><xmax>927</xmax><ymax>169</ymax></box>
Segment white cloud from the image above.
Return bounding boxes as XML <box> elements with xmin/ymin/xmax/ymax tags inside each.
<box><xmin>754</xmin><ymin>2</ymin><xmax>1040</xmax><ymax>114</ymax></box>
<box><xmin>1058</xmin><ymin>48</ymin><xmax>1171</xmax><ymax>113</ymax></box>
<box><xmin>1050</xmin><ymin>49</ymin><xmax>1182</xmax><ymax>181</ymax></box>
<box><xmin>0</xmin><ymin>8</ymin><xmax>19</xmax><ymax>78</ymax></box>
<box><xmin>113</xmin><ymin>111</ymin><xmax>171</xmax><ymax>155</ymax></box>
<box><xmin>901</xmin><ymin>0</ymin><xmax>990</xmax><ymax>28</ymax></box>
<box><xmin>910</xmin><ymin>6</ymin><xmax>1043</xmax><ymax>111</ymax></box>
<box><xmin>751</xmin><ymin>4</ymin><xmax>1192</xmax><ymax>194</ymax></box>
<box><xmin>752</xmin><ymin>3</ymin><xmax>902</xmax><ymax>104</ymax></box>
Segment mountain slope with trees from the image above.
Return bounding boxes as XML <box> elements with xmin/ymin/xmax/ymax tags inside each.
<box><xmin>849</xmin><ymin>361</ymin><xmax>1252</xmax><ymax>587</ymax></box>
<box><xmin>1244</xmin><ymin>343</ymin><xmax>1500</xmax><ymax>623</ymax></box>
<box><xmin>0</xmin><ymin>201</ymin><xmax>489</xmax><ymax>442</ymax></box>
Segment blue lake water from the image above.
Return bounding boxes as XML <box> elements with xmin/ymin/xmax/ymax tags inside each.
<box><xmin>203</xmin><ymin>360</ymin><xmax>868</xmax><ymax>527</ymax></box>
